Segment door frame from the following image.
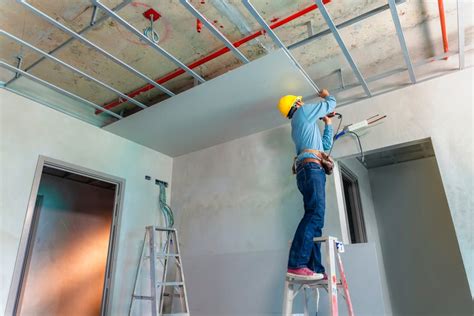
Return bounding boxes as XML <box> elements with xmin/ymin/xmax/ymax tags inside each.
<box><xmin>5</xmin><ymin>155</ymin><xmax>126</xmax><ymax>316</ymax></box>
<box><xmin>339</xmin><ymin>162</ymin><xmax>368</xmax><ymax>243</ymax></box>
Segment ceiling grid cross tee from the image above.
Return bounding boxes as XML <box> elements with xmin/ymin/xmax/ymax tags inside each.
<box><xmin>315</xmin><ymin>0</ymin><xmax>372</xmax><ymax>97</ymax></box>
<box><xmin>387</xmin><ymin>0</ymin><xmax>417</xmax><ymax>84</ymax></box>
<box><xmin>456</xmin><ymin>0</ymin><xmax>465</xmax><ymax>69</ymax></box>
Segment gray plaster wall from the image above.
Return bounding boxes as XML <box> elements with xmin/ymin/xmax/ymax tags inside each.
<box><xmin>369</xmin><ymin>157</ymin><xmax>472</xmax><ymax>315</ymax></box>
<box><xmin>0</xmin><ymin>89</ymin><xmax>173</xmax><ymax>314</ymax></box>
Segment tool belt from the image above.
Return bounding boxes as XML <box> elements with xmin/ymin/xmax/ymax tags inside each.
<box><xmin>292</xmin><ymin>149</ymin><xmax>334</xmax><ymax>175</ymax></box>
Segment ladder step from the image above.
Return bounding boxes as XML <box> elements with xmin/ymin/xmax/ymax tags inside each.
<box><xmin>286</xmin><ymin>278</ymin><xmax>343</xmax><ymax>286</ymax></box>
<box><xmin>145</xmin><ymin>253</ymin><xmax>180</xmax><ymax>259</ymax></box>
<box><xmin>132</xmin><ymin>295</ymin><xmax>153</xmax><ymax>300</ymax></box>
<box><xmin>157</xmin><ymin>253</ymin><xmax>180</xmax><ymax>257</ymax></box>
<box><xmin>151</xmin><ymin>226</ymin><xmax>177</xmax><ymax>231</ymax></box>
<box><xmin>163</xmin><ymin>293</ymin><xmax>184</xmax><ymax>297</ymax></box>
<box><xmin>157</xmin><ymin>282</ymin><xmax>184</xmax><ymax>286</ymax></box>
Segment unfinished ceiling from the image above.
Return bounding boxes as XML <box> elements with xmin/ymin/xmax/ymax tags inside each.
<box><xmin>0</xmin><ymin>0</ymin><xmax>472</xmax><ymax>125</ymax></box>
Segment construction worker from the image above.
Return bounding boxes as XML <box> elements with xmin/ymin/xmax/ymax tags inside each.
<box><xmin>277</xmin><ymin>89</ymin><xmax>336</xmax><ymax>280</ymax></box>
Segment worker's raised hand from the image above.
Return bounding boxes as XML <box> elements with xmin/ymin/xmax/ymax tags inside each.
<box><xmin>322</xmin><ymin>116</ymin><xmax>332</xmax><ymax>125</ymax></box>
<box><xmin>319</xmin><ymin>89</ymin><xmax>330</xmax><ymax>98</ymax></box>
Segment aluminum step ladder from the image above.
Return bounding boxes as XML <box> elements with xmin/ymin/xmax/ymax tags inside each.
<box><xmin>283</xmin><ymin>236</ymin><xmax>354</xmax><ymax>316</ymax></box>
<box><xmin>129</xmin><ymin>226</ymin><xmax>189</xmax><ymax>316</ymax></box>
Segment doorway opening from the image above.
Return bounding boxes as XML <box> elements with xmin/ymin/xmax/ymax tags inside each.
<box><xmin>6</xmin><ymin>156</ymin><xmax>124</xmax><ymax>316</ymax></box>
<box><xmin>337</xmin><ymin>139</ymin><xmax>471</xmax><ymax>314</ymax></box>
<box><xmin>340</xmin><ymin>164</ymin><xmax>367</xmax><ymax>244</ymax></box>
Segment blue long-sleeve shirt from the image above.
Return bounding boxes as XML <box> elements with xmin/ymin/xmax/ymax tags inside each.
<box><xmin>322</xmin><ymin>124</ymin><xmax>333</xmax><ymax>152</ymax></box>
<box><xmin>291</xmin><ymin>95</ymin><xmax>336</xmax><ymax>161</ymax></box>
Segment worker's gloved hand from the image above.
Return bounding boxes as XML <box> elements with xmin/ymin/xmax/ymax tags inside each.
<box><xmin>319</xmin><ymin>89</ymin><xmax>330</xmax><ymax>98</ymax></box>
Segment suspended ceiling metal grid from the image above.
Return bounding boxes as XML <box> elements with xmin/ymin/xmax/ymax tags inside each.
<box><xmin>0</xmin><ymin>0</ymin><xmax>469</xmax><ymax>126</ymax></box>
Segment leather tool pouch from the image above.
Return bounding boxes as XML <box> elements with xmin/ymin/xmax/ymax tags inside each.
<box><xmin>292</xmin><ymin>157</ymin><xmax>297</xmax><ymax>175</ymax></box>
<box><xmin>319</xmin><ymin>152</ymin><xmax>334</xmax><ymax>175</ymax></box>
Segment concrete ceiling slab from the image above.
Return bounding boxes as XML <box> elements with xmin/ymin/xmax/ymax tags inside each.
<box><xmin>103</xmin><ymin>49</ymin><xmax>317</xmax><ymax>156</ymax></box>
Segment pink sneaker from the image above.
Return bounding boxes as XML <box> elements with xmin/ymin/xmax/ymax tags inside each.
<box><xmin>287</xmin><ymin>267</ymin><xmax>324</xmax><ymax>281</ymax></box>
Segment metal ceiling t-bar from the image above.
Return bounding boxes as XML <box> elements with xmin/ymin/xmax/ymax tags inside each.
<box><xmin>0</xmin><ymin>61</ymin><xmax>122</xmax><ymax>119</ymax></box>
<box><xmin>18</xmin><ymin>0</ymin><xmax>175</xmax><ymax>97</ymax></box>
<box><xmin>91</xmin><ymin>0</ymin><xmax>205</xmax><ymax>83</ymax></box>
<box><xmin>0</xmin><ymin>30</ymin><xmax>148</xmax><ymax>110</ymax></box>
<box><xmin>387</xmin><ymin>0</ymin><xmax>416</xmax><ymax>84</ymax></box>
<box><xmin>180</xmin><ymin>0</ymin><xmax>249</xmax><ymax>64</ymax></box>
<box><xmin>5</xmin><ymin>0</ymin><xmax>132</xmax><ymax>87</ymax></box>
<box><xmin>289</xmin><ymin>2</ymin><xmax>398</xmax><ymax>51</ymax></box>
<box><xmin>241</xmin><ymin>0</ymin><xmax>321</xmax><ymax>93</ymax></box>
<box><xmin>457</xmin><ymin>0</ymin><xmax>465</xmax><ymax>70</ymax></box>
<box><xmin>315</xmin><ymin>0</ymin><xmax>372</xmax><ymax>97</ymax></box>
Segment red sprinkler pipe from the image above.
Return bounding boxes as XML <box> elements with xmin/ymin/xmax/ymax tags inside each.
<box><xmin>96</xmin><ymin>0</ymin><xmax>331</xmax><ymax>114</ymax></box>
<box><xmin>437</xmin><ymin>0</ymin><xmax>449</xmax><ymax>60</ymax></box>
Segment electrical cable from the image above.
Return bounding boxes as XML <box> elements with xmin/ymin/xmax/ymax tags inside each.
<box><xmin>327</xmin><ymin>113</ymin><xmax>379</xmax><ymax>163</ymax></box>
<box><xmin>318</xmin><ymin>112</ymin><xmax>367</xmax><ymax>164</ymax></box>
<box><xmin>367</xmin><ymin>115</ymin><xmax>387</xmax><ymax>125</ymax></box>
<box><xmin>158</xmin><ymin>182</ymin><xmax>174</xmax><ymax>227</ymax></box>
<box><xmin>144</xmin><ymin>27</ymin><xmax>160</xmax><ymax>43</ymax></box>
<box><xmin>144</xmin><ymin>14</ymin><xmax>160</xmax><ymax>43</ymax></box>
<box><xmin>348</xmin><ymin>131</ymin><xmax>365</xmax><ymax>162</ymax></box>
<box><xmin>327</xmin><ymin>113</ymin><xmax>343</xmax><ymax>157</ymax></box>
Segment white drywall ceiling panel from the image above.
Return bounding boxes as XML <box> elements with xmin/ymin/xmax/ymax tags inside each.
<box><xmin>104</xmin><ymin>49</ymin><xmax>317</xmax><ymax>157</ymax></box>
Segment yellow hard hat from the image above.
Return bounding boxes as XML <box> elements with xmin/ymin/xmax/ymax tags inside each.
<box><xmin>277</xmin><ymin>95</ymin><xmax>302</xmax><ymax>118</ymax></box>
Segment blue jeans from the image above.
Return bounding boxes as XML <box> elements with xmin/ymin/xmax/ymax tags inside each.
<box><xmin>288</xmin><ymin>162</ymin><xmax>326</xmax><ymax>273</ymax></box>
